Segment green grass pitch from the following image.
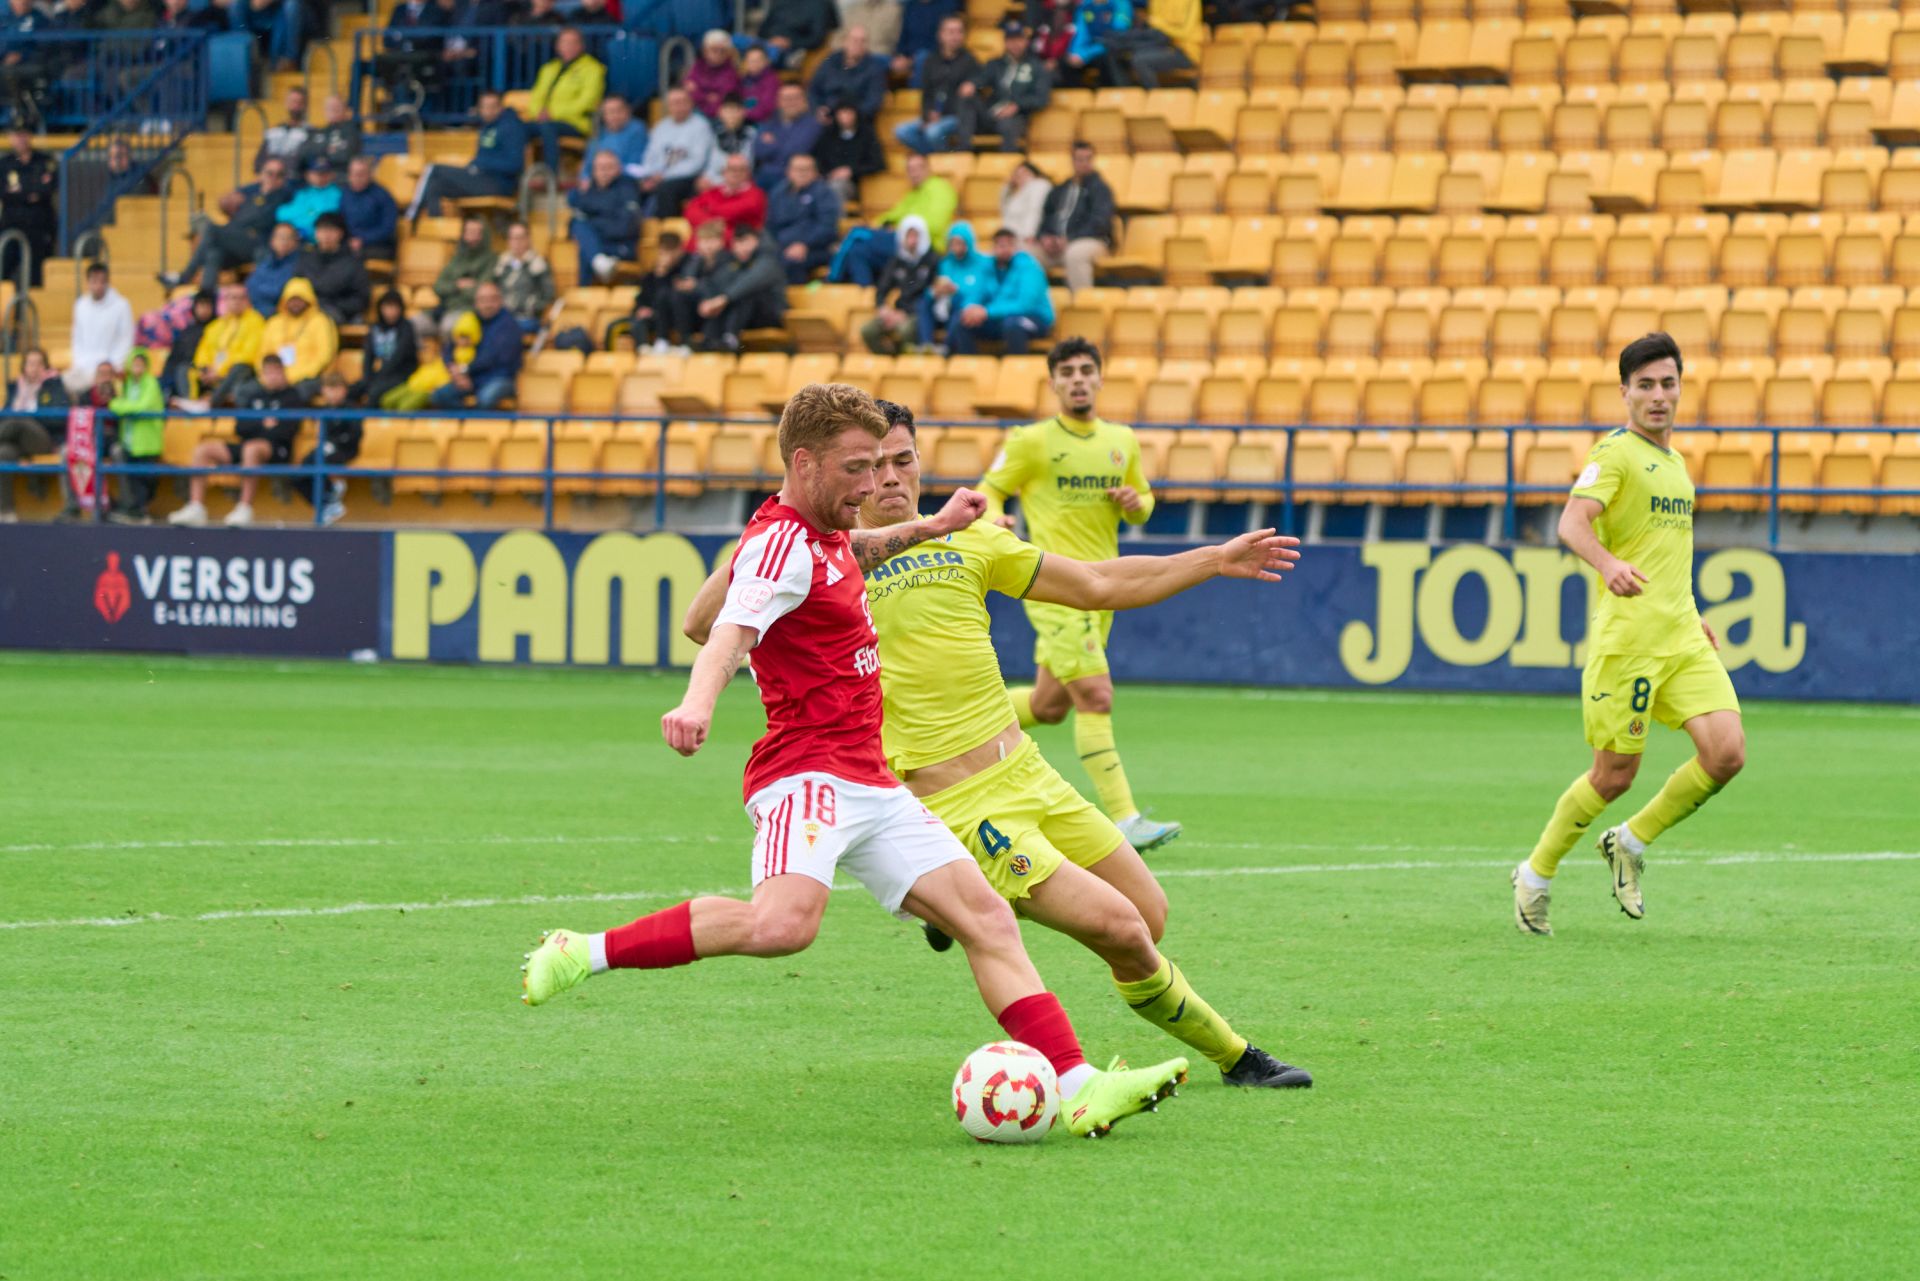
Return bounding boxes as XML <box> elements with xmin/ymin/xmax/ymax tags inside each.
<box><xmin>2</xmin><ymin>652</ymin><xmax>1916</xmax><ymax>1279</ymax></box>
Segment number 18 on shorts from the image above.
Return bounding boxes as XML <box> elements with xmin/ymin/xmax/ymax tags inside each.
<box><xmin>746</xmin><ymin>773</ymin><xmax>973</xmax><ymax>916</ymax></box>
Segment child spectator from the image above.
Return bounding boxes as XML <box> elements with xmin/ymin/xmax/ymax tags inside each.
<box><xmin>106</xmin><ymin>351</ymin><xmax>163</xmax><ymax>523</ymax></box>
<box><xmin>607</xmin><ymin>231</ymin><xmax>687</xmax><ymax>352</ymax></box>
<box><xmin>296</xmin><ymin>371</ymin><xmax>360</xmax><ymax>525</ymax></box>
<box><xmin>356</xmin><ymin>289</ymin><xmax>419</xmax><ymax>406</ymax></box>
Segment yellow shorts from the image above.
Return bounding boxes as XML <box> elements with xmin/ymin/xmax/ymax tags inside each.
<box><xmin>1025</xmin><ymin>599</ymin><xmax>1114</xmax><ymax>683</ymax></box>
<box><xmin>1582</xmin><ymin>647</ymin><xmax>1741</xmax><ymax>755</ymax></box>
<box><xmin>920</xmin><ymin>737</ymin><xmax>1124</xmax><ymax>902</ymax></box>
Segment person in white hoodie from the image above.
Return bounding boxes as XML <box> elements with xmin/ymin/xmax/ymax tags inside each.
<box><xmin>65</xmin><ymin>262</ymin><xmax>135</xmax><ymax>397</ymax></box>
<box><xmin>999</xmin><ymin>159</ymin><xmax>1053</xmax><ymax>254</ymax></box>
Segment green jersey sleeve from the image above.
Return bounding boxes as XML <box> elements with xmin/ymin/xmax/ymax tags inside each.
<box><xmin>1570</xmin><ymin>435</ymin><xmax>1625</xmax><ymax>508</ymax></box>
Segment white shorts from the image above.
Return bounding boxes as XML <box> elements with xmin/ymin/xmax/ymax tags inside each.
<box><xmin>746</xmin><ymin>772</ymin><xmax>973</xmax><ymax>918</ymax></box>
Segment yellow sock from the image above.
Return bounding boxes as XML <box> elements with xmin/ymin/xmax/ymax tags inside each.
<box><xmin>1074</xmin><ymin>711</ymin><xmax>1137</xmax><ymax>822</ymax></box>
<box><xmin>1527</xmin><ymin>774</ymin><xmax>1610</xmax><ymax>879</ymax></box>
<box><xmin>1626</xmin><ymin>756</ymin><xmax>1723</xmax><ymax>846</ymax></box>
<box><xmin>1113</xmin><ymin>957</ymin><xmax>1249</xmax><ymax>1071</ymax></box>
<box><xmin>1008</xmin><ymin>686</ymin><xmax>1037</xmax><ymax>730</ymax></box>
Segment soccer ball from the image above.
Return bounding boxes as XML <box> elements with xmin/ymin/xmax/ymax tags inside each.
<box><xmin>951</xmin><ymin>1041</ymin><xmax>1059</xmax><ymax>1144</ymax></box>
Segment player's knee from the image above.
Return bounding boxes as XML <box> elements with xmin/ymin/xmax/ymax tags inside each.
<box><xmin>1134</xmin><ymin>884</ymin><xmax>1168</xmax><ymax>943</ymax></box>
<box><xmin>1590</xmin><ymin>763</ymin><xmax>1637</xmax><ymax>801</ymax></box>
<box><xmin>948</xmin><ymin>891</ymin><xmax>1022</xmax><ymax>954</ymax></box>
<box><xmin>1099</xmin><ymin>910</ymin><xmax>1156</xmax><ymax>972</ymax></box>
<box><xmin>749</xmin><ymin>907</ymin><xmax>820</xmax><ymax>957</ymax></box>
<box><xmin>1704</xmin><ymin>739</ymin><xmax>1745</xmax><ymax>782</ymax></box>
<box><xmin>1029</xmin><ymin>695</ymin><xmax>1069</xmax><ymax>724</ymax></box>
<box><xmin>1073</xmin><ymin>686</ymin><xmax>1113</xmax><ymax>715</ymax></box>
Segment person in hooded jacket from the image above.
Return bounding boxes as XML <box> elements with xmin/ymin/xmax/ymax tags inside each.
<box><xmin>918</xmin><ymin>219</ymin><xmax>991</xmax><ymax>349</ymax></box>
<box><xmin>191</xmin><ymin>282</ymin><xmax>266</xmax><ymax>407</ymax></box>
<box><xmin>948</xmin><ymin>225</ymin><xmax>1054</xmax><ymax>354</ymax></box>
<box><xmin>258</xmin><ymin>275</ymin><xmax>340</xmax><ymax>399</ymax></box>
<box><xmin>355</xmin><ymin>288</ymin><xmax>420</xmax><ymax>405</ymax></box>
<box><xmin>859</xmin><ymin>214</ymin><xmax>937</xmax><ymax>354</ymax></box>
<box><xmin>296</xmin><ymin>212</ymin><xmax>372</xmax><ymax>324</ymax></box>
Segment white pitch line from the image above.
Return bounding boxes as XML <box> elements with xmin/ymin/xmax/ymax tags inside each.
<box><xmin>0</xmin><ymin>833</ymin><xmax>718</xmax><ymax>856</ymax></box>
<box><xmin>1</xmin><ymin>850</ymin><xmax>1914</xmax><ymax>934</ymax></box>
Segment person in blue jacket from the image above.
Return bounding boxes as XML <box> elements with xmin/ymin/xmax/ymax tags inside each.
<box><xmin>764</xmin><ymin>154</ymin><xmax>843</xmax><ymax>285</ymax></box>
<box><xmin>405</xmin><ymin>90</ymin><xmax>528</xmax><ymax>220</ymax></box>
<box><xmin>431</xmin><ymin>281</ymin><xmax>522</xmax><ymax>410</ymax></box>
<box><xmin>246</xmin><ymin>222</ymin><xmax>303</xmax><ymax>317</ymax></box>
<box><xmin>948</xmin><ymin>226</ymin><xmax>1054</xmax><ymax>355</ymax></box>
<box><xmin>918</xmin><ymin>219</ymin><xmax>992</xmax><ymax>350</ymax></box>
<box><xmin>583</xmin><ymin>95</ymin><xmax>649</xmax><ymax>178</ymax></box>
<box><xmin>566</xmin><ymin>148</ymin><xmax>643</xmax><ymax>284</ymax></box>
<box><xmin>339</xmin><ymin>156</ymin><xmax>399</xmax><ymax>259</ymax></box>
<box><xmin>805</xmin><ymin>25</ymin><xmax>888</xmax><ymax>122</ymax></box>
<box><xmin>1064</xmin><ymin>0</ymin><xmax>1130</xmax><ymax>85</ymax></box>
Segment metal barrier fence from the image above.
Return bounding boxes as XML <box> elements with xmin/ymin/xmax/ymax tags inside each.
<box><xmin>348</xmin><ymin>25</ymin><xmax>671</xmax><ymax>128</ymax></box>
<box><xmin>0</xmin><ymin>30</ymin><xmax>206</xmax><ymax>133</ymax></box>
<box><xmin>2</xmin><ymin>410</ymin><xmax>1917</xmax><ymax>547</ymax></box>
<box><xmin>55</xmin><ymin>34</ymin><xmax>210</xmax><ymax>255</ymax></box>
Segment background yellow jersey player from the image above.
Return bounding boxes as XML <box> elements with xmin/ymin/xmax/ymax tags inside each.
<box><xmin>1513</xmin><ymin>333</ymin><xmax>1748</xmax><ymax>936</ymax></box>
<box><xmin>691</xmin><ymin>400</ymin><xmax>1314</xmax><ymax>1088</ymax></box>
<box><xmin>980</xmin><ymin>338</ymin><xmax>1179</xmax><ymax>852</ymax></box>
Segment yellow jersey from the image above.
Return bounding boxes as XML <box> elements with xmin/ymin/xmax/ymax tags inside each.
<box><xmin>1570</xmin><ymin>427</ymin><xmax>1709</xmax><ymax>659</ymax></box>
<box><xmin>981</xmin><ymin>414</ymin><xmax>1154</xmax><ymax>564</ymax></box>
<box><xmin>864</xmin><ymin>520</ymin><xmax>1045</xmax><ymax>773</ymax></box>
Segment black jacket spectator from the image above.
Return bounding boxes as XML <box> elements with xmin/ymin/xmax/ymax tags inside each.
<box><xmin>231</xmin><ymin>177</ymin><xmax>296</xmax><ymax>241</ymax></box>
<box><xmin>162</xmin><ymin>294</ymin><xmax>214</xmax><ymax>398</ymax></box>
<box><xmin>920</xmin><ymin>44</ymin><xmax>980</xmax><ymax>118</ymax></box>
<box><xmin>357</xmin><ymin>290</ymin><xmax>419</xmax><ymax>403</ymax></box>
<box><xmin>974</xmin><ymin>44</ymin><xmax>1052</xmax><ymax>149</ymax></box>
<box><xmin>808</xmin><ymin>50</ymin><xmax>889</xmax><ymax>120</ymax></box>
<box><xmin>811</xmin><ymin>113</ymin><xmax>885</xmax><ymax>185</ymax></box>
<box><xmin>238</xmin><ymin>383</ymin><xmax>306</xmax><ymax>455</ymax></box>
<box><xmin>621</xmin><ymin>244</ymin><xmax>689</xmax><ymax>347</ymax></box>
<box><xmin>296</xmin><ymin>242</ymin><xmax>372</xmax><ymax>324</ymax></box>
<box><xmin>1039</xmin><ymin>169</ymin><xmax>1116</xmax><ymax>245</ymax></box>
<box><xmin>0</xmin><ymin>138</ymin><xmax>57</xmax><ymax>286</ymax></box>
<box><xmin>700</xmin><ymin>231</ymin><xmax>787</xmax><ymax>350</ymax></box>
<box><xmin>299</xmin><ymin>122</ymin><xmax>362</xmax><ymax>174</ymax></box>
<box><xmin>875</xmin><ymin>241</ymin><xmax>937</xmax><ymax>312</ymax></box>
<box><xmin>761</xmin><ymin>0</ymin><xmax>837</xmax><ymax>55</ymax></box>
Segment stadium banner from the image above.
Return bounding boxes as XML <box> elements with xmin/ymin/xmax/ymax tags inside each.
<box><xmin>382</xmin><ymin>530</ymin><xmax>1915</xmax><ymax>703</ymax></box>
<box><xmin>0</xmin><ymin>525</ymin><xmax>384</xmax><ymax>657</ymax></box>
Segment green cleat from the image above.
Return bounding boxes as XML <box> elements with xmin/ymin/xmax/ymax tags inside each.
<box><xmin>520</xmin><ymin>928</ymin><xmax>591</xmax><ymax>1006</ymax></box>
<box><xmin>1064</xmin><ymin>1056</ymin><xmax>1189</xmax><ymax>1138</ymax></box>
<box><xmin>1597</xmin><ymin>825</ymin><xmax>1646</xmax><ymax>920</ymax></box>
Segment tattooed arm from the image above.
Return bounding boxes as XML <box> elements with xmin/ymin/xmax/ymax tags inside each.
<box><xmin>849</xmin><ymin>487</ymin><xmax>991</xmax><ymax>572</ymax></box>
<box><xmin>661</xmin><ymin>622</ymin><xmax>755</xmax><ymax>757</ymax></box>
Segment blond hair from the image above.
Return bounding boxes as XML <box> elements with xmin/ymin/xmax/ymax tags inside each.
<box><xmin>777</xmin><ymin>382</ymin><xmax>887</xmax><ymax>465</ymax></box>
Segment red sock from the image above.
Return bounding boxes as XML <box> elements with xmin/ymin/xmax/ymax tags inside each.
<box><xmin>996</xmin><ymin>991</ymin><xmax>1088</xmax><ymax>1077</ymax></box>
<box><xmin>604</xmin><ymin>901</ymin><xmax>697</xmax><ymax>969</ymax></box>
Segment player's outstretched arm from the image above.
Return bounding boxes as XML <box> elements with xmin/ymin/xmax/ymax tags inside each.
<box><xmin>662</xmin><ymin>622</ymin><xmax>755</xmax><ymax>757</ymax></box>
<box><xmin>1558</xmin><ymin>496</ymin><xmax>1646</xmax><ymax>597</ymax></box>
<box><xmin>1026</xmin><ymin>529</ymin><xmax>1301</xmax><ymax>612</ymax></box>
<box><xmin>849</xmin><ymin>487</ymin><xmax>990</xmax><ymax>571</ymax></box>
<box><xmin>682</xmin><ymin>562</ymin><xmax>730</xmax><ymax>646</ymax></box>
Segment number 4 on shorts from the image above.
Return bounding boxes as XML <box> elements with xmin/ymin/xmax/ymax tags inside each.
<box><xmin>978</xmin><ymin>820</ymin><xmax>1011</xmax><ymax>858</ymax></box>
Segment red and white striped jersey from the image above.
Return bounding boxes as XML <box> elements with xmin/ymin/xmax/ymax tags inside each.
<box><xmin>714</xmin><ymin>497</ymin><xmax>894</xmax><ymax>801</ymax></box>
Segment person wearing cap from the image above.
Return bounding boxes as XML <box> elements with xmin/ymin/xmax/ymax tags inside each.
<box><xmin>973</xmin><ymin>21</ymin><xmax>1053</xmax><ymax>152</ymax></box>
<box><xmin>278</xmin><ymin>157</ymin><xmax>343</xmax><ymax>243</ymax></box>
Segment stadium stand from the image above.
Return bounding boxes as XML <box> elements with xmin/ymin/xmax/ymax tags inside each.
<box><xmin>1</xmin><ymin>0</ymin><xmax>1920</xmax><ymax>538</ymax></box>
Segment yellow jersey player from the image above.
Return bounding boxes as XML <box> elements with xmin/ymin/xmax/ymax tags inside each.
<box><xmin>980</xmin><ymin>338</ymin><xmax>1179</xmax><ymax>852</ymax></box>
<box><xmin>1513</xmin><ymin>333</ymin><xmax>1748</xmax><ymax>936</ymax></box>
<box><xmin>688</xmin><ymin>401</ymin><xmax>1315</xmax><ymax>1088</ymax></box>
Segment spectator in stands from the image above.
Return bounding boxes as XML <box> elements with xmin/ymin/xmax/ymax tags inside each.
<box><xmin>297</xmin><ymin>213</ymin><xmax>371</xmax><ymax>324</ymax></box>
<box><xmin>490</xmin><ymin>220</ymin><xmax>555</xmax><ymax>334</ymax></box>
<box><xmin>684</xmin><ymin>28</ymin><xmax>740</xmax><ymax>119</ymax></box>
<box><xmin>611</xmin><ymin>230</ymin><xmax>685</xmax><ymax>352</ymax></box>
<box><xmin>572</xmin><ymin>0</ymin><xmax>617</xmax><ymax>25</ymax></box>
<box><xmin>433</xmin><ymin>216</ymin><xmax>495</xmax><ymax>333</ymax></box>
<box><xmin>858</xmin><ymin>214</ymin><xmax>935</xmax><ymax>355</ymax></box>
<box><xmin>355</xmin><ymin>288</ymin><xmax>419</xmax><ymax>406</ymax></box>
<box><xmin>766</xmin><ymin>153</ymin><xmax>841</xmax><ymax>285</ymax></box>
<box><xmin>0</xmin><ymin>126</ymin><xmax>55</xmax><ymax>287</ymax></box>
<box><xmin>584</xmin><ymin>94</ymin><xmax>648</xmax><ymax>178</ymax></box>
<box><xmin>843</xmin><ymin>0</ymin><xmax>903</xmax><ymax>56</ymax></box>
<box><xmin>91</xmin><ymin>0</ymin><xmax>155</xmax><ymax>33</ymax></box>
<box><xmin>299</xmin><ymin>94</ymin><xmax>363</xmax><ymax>174</ymax></box>
<box><xmin>974</xmin><ymin>22</ymin><xmax>1052</xmax><ymax>152</ymax></box>
<box><xmin>406</xmin><ymin>89</ymin><xmax>526</xmax><ymax>220</ymax></box>
<box><xmin>705</xmin><ymin>95</ymin><xmax>756</xmax><ymax>182</ymax></box>
<box><xmin>377</xmin><ymin>0</ymin><xmax>448</xmax><ymax>100</ymax></box>
<box><xmin>684</xmin><ymin>153</ymin><xmax>767</xmax><ymax>238</ymax></box>
<box><xmin>105</xmin><ymin>350</ymin><xmax>163</xmax><ymax>524</ymax></box>
<box><xmin>761</xmin><ymin>0</ymin><xmax>837</xmax><ymax>67</ymax></box>
<box><xmin>528</xmin><ymin>26</ymin><xmax>605</xmax><ymax>180</ymax></box>
<box><xmin>811</xmin><ymin>99</ymin><xmax>883</xmax><ymax>207</ymax></box>
<box><xmin>189</xmin><ymin>282</ymin><xmax>264</xmax><ymax>408</ymax></box>
<box><xmin>1</xmin><ymin>4</ymin><xmax>62</xmax><ymax>135</ymax></box>
<box><xmin>807</xmin><ymin>25</ymin><xmax>887</xmax><ymax>123</ymax></box>
<box><xmin>896</xmin><ymin>14</ymin><xmax>979</xmax><ymax>154</ymax></box>
<box><xmin>507</xmin><ymin>0</ymin><xmax>556</xmax><ymax>25</ymax></box>
<box><xmin>828</xmin><ymin>150</ymin><xmax>955</xmax><ymax>285</ymax></box>
<box><xmin>256</xmin><ymin>87</ymin><xmax>311</xmax><ymax>173</ymax></box>
<box><xmin>65</xmin><ymin>261</ymin><xmax>134</xmax><ymax>397</ymax></box>
<box><xmin>247</xmin><ymin>222</ymin><xmax>304</xmax><ymax>317</ymax></box>
<box><xmin>259</xmin><ymin>275</ymin><xmax>339</xmax><ymax>399</ymax></box>
<box><xmin>340</xmin><ymin>156</ymin><xmax>398</xmax><ymax>259</ymax></box>
<box><xmin>159</xmin><ymin>290</ymin><xmax>216</xmax><ymax>399</ymax></box>
<box><xmin>669</xmin><ymin>220</ymin><xmax>729</xmax><ymax>345</ymax></box>
<box><xmin>636</xmin><ymin>86</ymin><xmax>716</xmax><ymax>219</ymax></box>
<box><xmin>279</xmin><ymin>157</ymin><xmax>343</xmax><ymax>242</ymax></box>
<box><xmin>895</xmin><ymin>0</ymin><xmax>961</xmax><ymax>74</ymax></box>
<box><xmin>737</xmin><ymin>45</ymin><xmax>780</xmax><ymax>123</ymax></box>
<box><xmin>171</xmin><ymin>353</ymin><xmax>303</xmax><ymax>528</ymax></box>
<box><xmin>918</xmin><ymin>219</ymin><xmax>989</xmax><ymax>350</ymax></box>
<box><xmin>435</xmin><ymin>0</ymin><xmax>509</xmax><ymax>74</ymax></box>
<box><xmin>694</xmin><ymin>223</ymin><xmax>786</xmax><ymax>353</ymax></box>
<box><xmin>1117</xmin><ymin>0</ymin><xmax>1199</xmax><ymax>88</ymax></box>
<box><xmin>0</xmin><ymin>347</ymin><xmax>67</xmax><ymax>523</ymax></box>
<box><xmin>948</xmin><ymin>226</ymin><xmax>1053</xmax><ymax>354</ymax></box>
<box><xmin>296</xmin><ymin>372</ymin><xmax>359</xmax><ymax>524</ymax></box>
<box><xmin>388</xmin><ymin>0</ymin><xmax>447</xmax><ymax>48</ymax></box>
<box><xmin>1026</xmin><ymin>0</ymin><xmax>1075</xmax><ymax>72</ymax></box>
<box><xmin>754</xmin><ymin>82</ymin><xmax>821</xmax><ymax>192</ymax></box>
<box><xmin>1033</xmin><ymin>140</ymin><xmax>1112</xmax><ymax>291</ymax></box>
<box><xmin>999</xmin><ymin>157</ymin><xmax>1051</xmax><ymax>249</ymax></box>
<box><xmin>384</xmin><ymin>327</ymin><xmax>455</xmax><ymax>410</ymax></box>
<box><xmin>165</xmin><ymin>158</ymin><xmax>292</xmax><ymax>291</ymax></box>
<box><xmin>568</xmin><ymin>147</ymin><xmax>643</xmax><ymax>284</ymax></box>
<box><xmin>102</xmin><ymin>137</ymin><xmax>160</xmax><ymax>201</ymax></box>
<box><xmin>237</xmin><ymin>0</ymin><xmax>309</xmax><ymax>71</ymax></box>
<box><xmin>430</xmin><ymin>281</ymin><xmax>521</xmax><ymax>410</ymax></box>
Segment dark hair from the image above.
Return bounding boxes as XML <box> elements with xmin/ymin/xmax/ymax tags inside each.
<box><xmin>657</xmin><ymin>231</ymin><xmax>684</xmax><ymax>251</ymax></box>
<box><xmin>85</xmin><ymin>260</ymin><xmax>107</xmax><ymax>278</ymax></box>
<box><xmin>875</xmin><ymin>398</ymin><xmax>915</xmax><ymax>436</ymax></box>
<box><xmin>321</xmin><ymin>371</ymin><xmax>348</xmax><ymax>391</ymax></box>
<box><xmin>260</xmin><ymin>353</ymin><xmax>284</xmax><ymax>369</ymax></box>
<box><xmin>992</xmin><ymin>227</ymin><xmax>1016</xmax><ymax>241</ymax></box>
<box><xmin>1618</xmin><ymin>331</ymin><xmax>1683</xmax><ymax>384</ymax></box>
<box><xmin>720</xmin><ymin>94</ymin><xmax>744</xmax><ymax>108</ymax></box>
<box><xmin>478</xmin><ymin>88</ymin><xmax>502</xmax><ymax>100</ymax></box>
<box><xmin>1046</xmin><ymin>336</ymin><xmax>1102</xmax><ymax>374</ymax></box>
<box><xmin>731</xmin><ymin>222</ymin><xmax>760</xmax><ymax>241</ymax></box>
<box><xmin>192</xmin><ymin>289</ymin><xmax>216</xmax><ymax>310</ymax></box>
<box><xmin>1071</xmin><ymin>139</ymin><xmax>1095</xmax><ymax>154</ymax></box>
<box><xmin>376</xmin><ymin>287</ymin><xmax>405</xmax><ymax>314</ymax></box>
<box><xmin>315</xmin><ymin>212</ymin><xmax>346</xmax><ymax>234</ymax></box>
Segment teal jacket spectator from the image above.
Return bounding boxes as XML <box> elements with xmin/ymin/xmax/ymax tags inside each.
<box><xmin>278</xmin><ymin>161</ymin><xmax>343</xmax><ymax>241</ymax></box>
<box><xmin>1068</xmin><ymin>0</ymin><xmax>1131</xmax><ymax>64</ymax></box>
<box><xmin>971</xmin><ymin>245</ymin><xmax>1055</xmax><ymax>326</ymax></box>
<box><xmin>934</xmin><ymin>222</ymin><xmax>992</xmax><ymax>298</ymax></box>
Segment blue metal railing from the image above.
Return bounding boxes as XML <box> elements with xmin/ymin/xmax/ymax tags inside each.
<box><xmin>2</xmin><ymin>411</ymin><xmax>1917</xmax><ymax>547</ymax></box>
<box><xmin>55</xmin><ymin>34</ymin><xmax>209</xmax><ymax>255</ymax></box>
<box><xmin>0</xmin><ymin>29</ymin><xmax>208</xmax><ymax>132</ymax></box>
<box><xmin>348</xmin><ymin>25</ymin><xmax>662</xmax><ymax>128</ymax></box>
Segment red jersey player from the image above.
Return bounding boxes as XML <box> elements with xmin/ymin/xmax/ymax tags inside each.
<box><xmin>520</xmin><ymin>384</ymin><xmax>1189</xmax><ymax>1138</ymax></box>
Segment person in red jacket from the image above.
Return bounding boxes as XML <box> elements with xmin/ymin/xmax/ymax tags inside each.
<box><xmin>682</xmin><ymin>153</ymin><xmax>767</xmax><ymax>240</ymax></box>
